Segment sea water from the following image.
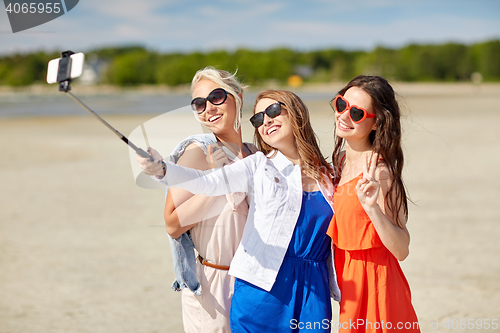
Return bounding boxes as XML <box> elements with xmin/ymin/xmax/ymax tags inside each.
<box><xmin>0</xmin><ymin>90</ymin><xmax>335</xmax><ymax>118</ymax></box>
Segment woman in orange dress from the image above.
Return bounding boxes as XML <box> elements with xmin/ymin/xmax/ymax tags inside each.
<box><xmin>327</xmin><ymin>75</ymin><xmax>420</xmax><ymax>332</ymax></box>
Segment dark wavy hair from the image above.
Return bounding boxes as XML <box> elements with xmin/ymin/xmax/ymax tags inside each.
<box><xmin>332</xmin><ymin>75</ymin><xmax>408</xmax><ymax>227</ymax></box>
<box><xmin>253</xmin><ymin>90</ymin><xmax>333</xmax><ymax>185</ymax></box>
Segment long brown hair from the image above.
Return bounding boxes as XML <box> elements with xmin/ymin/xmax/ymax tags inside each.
<box><xmin>253</xmin><ymin>90</ymin><xmax>333</xmax><ymax>184</ymax></box>
<box><xmin>332</xmin><ymin>75</ymin><xmax>408</xmax><ymax>227</ymax></box>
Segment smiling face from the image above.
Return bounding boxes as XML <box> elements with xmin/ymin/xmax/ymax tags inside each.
<box><xmin>192</xmin><ymin>79</ymin><xmax>238</xmax><ymax>134</ymax></box>
<box><xmin>254</xmin><ymin>98</ymin><xmax>294</xmax><ymax>151</ymax></box>
<box><xmin>335</xmin><ymin>87</ymin><xmax>377</xmax><ymax>143</ymax></box>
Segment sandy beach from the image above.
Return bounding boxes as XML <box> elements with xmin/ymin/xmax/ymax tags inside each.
<box><xmin>1</xmin><ymin>83</ymin><xmax>500</xmax><ymax>332</ymax></box>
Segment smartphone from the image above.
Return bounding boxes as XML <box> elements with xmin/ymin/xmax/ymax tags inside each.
<box><xmin>46</xmin><ymin>52</ymin><xmax>85</xmax><ymax>84</ymax></box>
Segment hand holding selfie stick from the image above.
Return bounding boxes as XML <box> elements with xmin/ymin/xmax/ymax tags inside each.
<box><xmin>48</xmin><ymin>51</ymin><xmax>153</xmax><ymax>162</ymax></box>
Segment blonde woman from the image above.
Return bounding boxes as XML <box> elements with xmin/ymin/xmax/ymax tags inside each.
<box><xmin>164</xmin><ymin>67</ymin><xmax>255</xmax><ymax>332</ymax></box>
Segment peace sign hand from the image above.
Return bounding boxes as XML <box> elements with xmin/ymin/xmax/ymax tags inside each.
<box><xmin>355</xmin><ymin>152</ymin><xmax>380</xmax><ymax>209</ymax></box>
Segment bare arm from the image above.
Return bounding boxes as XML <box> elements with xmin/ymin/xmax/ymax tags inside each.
<box><xmin>164</xmin><ymin>143</ymin><xmax>226</xmax><ymax>238</ymax></box>
<box><xmin>164</xmin><ymin>188</ymin><xmax>217</xmax><ymax>238</ymax></box>
<box><xmin>356</xmin><ymin>154</ymin><xmax>410</xmax><ymax>261</ymax></box>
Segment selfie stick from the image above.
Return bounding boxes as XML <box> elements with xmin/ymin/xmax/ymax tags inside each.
<box><xmin>65</xmin><ymin>92</ymin><xmax>153</xmax><ymax>161</ymax></box>
<box><xmin>56</xmin><ymin>52</ymin><xmax>153</xmax><ymax>161</ymax></box>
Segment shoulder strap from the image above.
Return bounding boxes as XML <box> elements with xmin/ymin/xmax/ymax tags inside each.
<box><xmin>339</xmin><ymin>154</ymin><xmax>346</xmax><ymax>172</ymax></box>
<box><xmin>243</xmin><ymin>142</ymin><xmax>258</xmax><ymax>154</ymax></box>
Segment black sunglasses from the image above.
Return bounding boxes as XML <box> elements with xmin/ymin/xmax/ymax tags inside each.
<box><xmin>191</xmin><ymin>88</ymin><xmax>228</xmax><ymax>114</ymax></box>
<box><xmin>250</xmin><ymin>102</ymin><xmax>284</xmax><ymax>128</ymax></box>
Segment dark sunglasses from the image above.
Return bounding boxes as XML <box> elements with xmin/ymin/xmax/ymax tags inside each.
<box><xmin>250</xmin><ymin>102</ymin><xmax>284</xmax><ymax>128</ymax></box>
<box><xmin>191</xmin><ymin>88</ymin><xmax>228</xmax><ymax>114</ymax></box>
<box><xmin>330</xmin><ymin>95</ymin><xmax>376</xmax><ymax>123</ymax></box>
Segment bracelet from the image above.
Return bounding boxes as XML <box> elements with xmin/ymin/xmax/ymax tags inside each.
<box><xmin>161</xmin><ymin>160</ymin><xmax>166</xmax><ymax>176</ymax></box>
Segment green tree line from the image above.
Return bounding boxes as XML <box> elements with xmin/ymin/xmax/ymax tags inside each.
<box><xmin>1</xmin><ymin>40</ymin><xmax>499</xmax><ymax>87</ymax></box>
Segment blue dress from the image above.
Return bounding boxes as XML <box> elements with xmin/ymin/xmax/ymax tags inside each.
<box><xmin>230</xmin><ymin>191</ymin><xmax>333</xmax><ymax>332</ymax></box>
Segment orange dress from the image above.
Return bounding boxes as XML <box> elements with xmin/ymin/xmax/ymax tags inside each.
<box><xmin>327</xmin><ymin>174</ymin><xmax>420</xmax><ymax>332</ymax></box>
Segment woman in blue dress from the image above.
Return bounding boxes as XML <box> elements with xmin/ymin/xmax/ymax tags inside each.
<box><xmin>138</xmin><ymin>90</ymin><xmax>340</xmax><ymax>332</ymax></box>
<box><xmin>231</xmin><ymin>189</ymin><xmax>334</xmax><ymax>332</ymax></box>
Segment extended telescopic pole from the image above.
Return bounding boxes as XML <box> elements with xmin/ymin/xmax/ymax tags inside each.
<box><xmin>65</xmin><ymin>91</ymin><xmax>154</xmax><ymax>161</ymax></box>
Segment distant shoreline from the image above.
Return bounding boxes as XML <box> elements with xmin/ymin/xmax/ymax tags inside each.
<box><xmin>1</xmin><ymin>82</ymin><xmax>499</xmax><ymax>98</ymax></box>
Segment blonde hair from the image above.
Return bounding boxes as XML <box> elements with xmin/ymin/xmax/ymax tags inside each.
<box><xmin>191</xmin><ymin>67</ymin><xmax>247</xmax><ymax>132</ymax></box>
<box><xmin>253</xmin><ymin>90</ymin><xmax>333</xmax><ymax>185</ymax></box>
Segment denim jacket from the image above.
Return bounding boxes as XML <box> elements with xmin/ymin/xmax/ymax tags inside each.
<box><xmin>166</xmin><ymin>133</ymin><xmax>217</xmax><ymax>296</ymax></box>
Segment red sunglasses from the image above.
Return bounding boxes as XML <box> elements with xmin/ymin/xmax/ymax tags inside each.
<box><xmin>330</xmin><ymin>95</ymin><xmax>375</xmax><ymax>123</ymax></box>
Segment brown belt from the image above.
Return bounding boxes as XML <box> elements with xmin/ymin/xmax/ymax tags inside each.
<box><xmin>197</xmin><ymin>254</ymin><xmax>230</xmax><ymax>271</ymax></box>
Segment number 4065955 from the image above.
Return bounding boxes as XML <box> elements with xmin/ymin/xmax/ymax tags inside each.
<box><xmin>5</xmin><ymin>2</ymin><xmax>61</xmax><ymax>14</ymax></box>
<box><xmin>443</xmin><ymin>319</ymin><xmax>498</xmax><ymax>330</ymax></box>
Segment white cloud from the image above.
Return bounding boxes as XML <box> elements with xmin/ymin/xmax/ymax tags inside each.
<box><xmin>260</xmin><ymin>13</ymin><xmax>500</xmax><ymax>50</ymax></box>
<box><xmin>0</xmin><ymin>0</ymin><xmax>499</xmax><ymax>56</ymax></box>
<box><xmin>88</xmin><ymin>0</ymin><xmax>173</xmax><ymax>20</ymax></box>
<box><xmin>307</xmin><ymin>0</ymin><xmax>408</xmax><ymax>12</ymax></box>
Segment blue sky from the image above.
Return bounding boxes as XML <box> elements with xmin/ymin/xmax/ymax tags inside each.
<box><xmin>1</xmin><ymin>0</ymin><xmax>500</xmax><ymax>55</ymax></box>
